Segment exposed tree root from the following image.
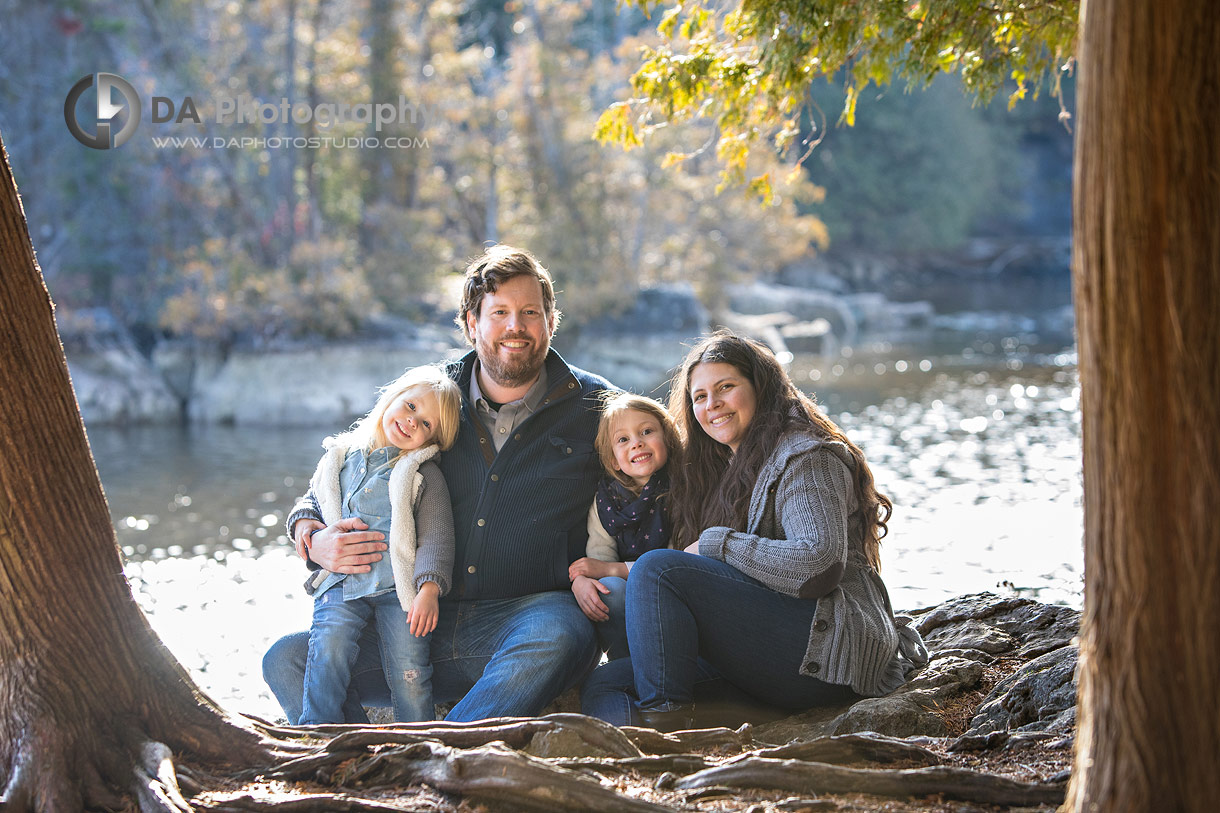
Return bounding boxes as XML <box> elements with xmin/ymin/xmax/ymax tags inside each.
<box><xmin>212</xmin><ymin>715</ymin><xmax>1059</xmax><ymax>811</ymax></box>
<box><xmin>549</xmin><ymin>753</ymin><xmax>714</xmax><ymax>775</ymax></box>
<box><xmin>673</xmin><ymin>756</ymin><xmax>1066</xmax><ymax>806</ymax></box>
<box><xmin>197</xmin><ymin>794</ymin><xmax>440</xmax><ymax>812</ymax></box>
<box><xmin>749</xmin><ymin>732</ymin><xmax>944</xmax><ymax>766</ymax></box>
<box><xmin>133</xmin><ymin>741</ymin><xmax>194</xmax><ymax>813</ymax></box>
<box><xmin>307</xmin><ymin>739</ymin><xmax>671</xmax><ymax>812</ymax></box>
<box><xmin>619</xmin><ymin>724</ymin><xmax>753</xmax><ymax>755</ymax></box>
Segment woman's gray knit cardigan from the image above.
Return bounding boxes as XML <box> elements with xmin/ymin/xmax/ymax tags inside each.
<box><xmin>697</xmin><ymin>430</ymin><xmax>928</xmax><ymax>696</ymax></box>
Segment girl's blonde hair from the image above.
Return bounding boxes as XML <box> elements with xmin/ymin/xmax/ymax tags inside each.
<box><xmin>336</xmin><ymin>365</ymin><xmax>461</xmax><ymax>459</ymax></box>
<box><xmin>594</xmin><ymin>392</ymin><xmax>681</xmax><ymax>491</ymax></box>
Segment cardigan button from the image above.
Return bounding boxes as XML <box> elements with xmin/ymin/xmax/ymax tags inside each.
<box><xmin>808</xmin><ymin>661</ymin><xmax>820</xmax><ymax>674</ymax></box>
<box><xmin>814</xmin><ymin>619</ymin><xmax>829</xmax><ymax>632</ymax></box>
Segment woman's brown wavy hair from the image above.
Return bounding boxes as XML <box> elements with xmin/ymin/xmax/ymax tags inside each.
<box><xmin>666</xmin><ymin>331</ymin><xmax>891</xmax><ymax>571</ymax></box>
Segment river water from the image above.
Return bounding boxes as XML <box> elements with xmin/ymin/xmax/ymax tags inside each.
<box><xmin>89</xmin><ymin>335</ymin><xmax>1083</xmax><ymax>721</ymax></box>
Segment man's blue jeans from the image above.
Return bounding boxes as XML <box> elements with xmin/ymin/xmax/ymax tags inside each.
<box><xmin>581</xmin><ymin>549</ymin><xmax>858</xmax><ymax>726</ymax></box>
<box><xmin>301</xmin><ymin>588</ymin><xmax>432</xmax><ymax>724</ymax></box>
<box><xmin>265</xmin><ymin>590</ymin><xmax>598</xmax><ymax>724</ymax></box>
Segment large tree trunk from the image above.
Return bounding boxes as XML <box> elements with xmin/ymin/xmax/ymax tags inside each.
<box><xmin>0</xmin><ymin>135</ymin><xmax>270</xmax><ymax>809</ymax></box>
<box><xmin>1065</xmin><ymin>0</ymin><xmax>1220</xmax><ymax>810</ymax></box>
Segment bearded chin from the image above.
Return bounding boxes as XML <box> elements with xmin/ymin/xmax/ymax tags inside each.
<box><xmin>480</xmin><ymin>340</ymin><xmax>546</xmax><ymax>387</ymax></box>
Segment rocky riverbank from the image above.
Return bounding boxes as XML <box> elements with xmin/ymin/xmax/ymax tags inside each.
<box><xmin>61</xmin><ymin>272</ymin><xmax>1074</xmax><ymax>426</ymax></box>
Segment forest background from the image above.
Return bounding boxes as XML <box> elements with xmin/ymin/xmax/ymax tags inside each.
<box><xmin>0</xmin><ymin>0</ymin><xmax>1072</xmax><ymax>353</ymax></box>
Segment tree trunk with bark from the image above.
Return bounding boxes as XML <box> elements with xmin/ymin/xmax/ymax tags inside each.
<box><xmin>1065</xmin><ymin>0</ymin><xmax>1220</xmax><ymax>810</ymax></box>
<box><xmin>0</xmin><ymin>135</ymin><xmax>271</xmax><ymax>811</ymax></box>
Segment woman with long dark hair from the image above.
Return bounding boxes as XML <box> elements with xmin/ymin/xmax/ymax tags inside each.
<box><xmin>582</xmin><ymin>331</ymin><xmax>927</xmax><ymax>730</ymax></box>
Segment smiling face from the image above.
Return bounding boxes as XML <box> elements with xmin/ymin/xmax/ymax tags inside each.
<box><xmin>465</xmin><ymin>273</ymin><xmax>554</xmax><ymax>390</ymax></box>
<box><xmin>380</xmin><ymin>387</ymin><xmax>441</xmax><ymax>452</ymax></box>
<box><xmin>690</xmin><ymin>361</ymin><xmax>757</xmax><ymax>454</ymax></box>
<box><xmin>608</xmin><ymin>408</ymin><xmax>669</xmax><ymax>488</ymax></box>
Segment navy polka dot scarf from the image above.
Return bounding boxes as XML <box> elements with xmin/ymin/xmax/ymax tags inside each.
<box><xmin>595</xmin><ymin>471</ymin><xmax>671</xmax><ymax>562</ymax></box>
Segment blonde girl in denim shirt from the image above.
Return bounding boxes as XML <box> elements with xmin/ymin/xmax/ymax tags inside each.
<box><xmin>297</xmin><ymin>366</ymin><xmax>460</xmax><ymax>724</ymax></box>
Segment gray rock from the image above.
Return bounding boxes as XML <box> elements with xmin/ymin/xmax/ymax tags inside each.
<box><xmin>956</xmin><ymin>644</ymin><xmax>1078</xmax><ymax>746</ymax></box>
<box><xmin>914</xmin><ymin>592</ymin><xmax>1036</xmax><ymax>636</ymax></box>
<box><xmin>189</xmin><ymin>335</ymin><xmax>463</xmax><ymax>425</ymax></box>
<box><xmin>827</xmin><ymin>694</ymin><xmax>948</xmax><ymax>739</ymax></box>
<box><xmin>902</xmin><ymin>655</ymin><xmax>985</xmax><ymax>700</ymax></box>
<box><xmin>751</xmin><ymin>703</ymin><xmax>852</xmax><ymax>745</ymax></box>
<box><xmin>58</xmin><ymin>308</ymin><xmax>182</xmax><ymax>424</ymax></box>
<box><xmin>727</xmin><ymin>282</ymin><xmax>858</xmax><ymax>345</ymax></box>
<box><xmin>930</xmin><ymin>647</ymin><xmax>998</xmax><ymax>665</ymax></box>
<box><xmin>578</xmin><ymin>284</ymin><xmax>707</xmax><ymax>338</ymax></box>
<box><xmin>525</xmin><ymin>727</ymin><xmax>619</xmax><ymax>759</ymax></box>
<box><xmin>67</xmin><ymin>348</ymin><xmax>182</xmax><ymax>425</ymax></box>
<box><xmin>561</xmin><ymin>284</ymin><xmax>708</xmax><ymax>394</ymax></box>
<box><xmin>913</xmin><ymin>591</ymin><xmax>1079</xmax><ymax>661</ymax></box>
<box><xmin>754</xmin><ymin>594</ymin><xmax>1079</xmax><ymax>748</ymax></box>
<box><xmin>986</xmin><ymin>603</ymin><xmax>1080</xmax><ymax>659</ymax></box>
<box><xmin>923</xmin><ymin>619</ymin><xmax>1018</xmax><ymax>655</ymax></box>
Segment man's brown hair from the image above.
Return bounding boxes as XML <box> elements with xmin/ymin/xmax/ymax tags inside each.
<box><xmin>455</xmin><ymin>245</ymin><xmax>561</xmax><ymax>345</ymax></box>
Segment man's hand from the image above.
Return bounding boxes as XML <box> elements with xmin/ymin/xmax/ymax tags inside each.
<box><xmin>572</xmin><ymin>575</ymin><xmax>611</xmax><ymax>622</ymax></box>
<box><xmin>569</xmin><ymin>556</ymin><xmax>614</xmax><ymax>582</ymax></box>
<box><xmin>293</xmin><ymin>519</ymin><xmax>325</xmax><ymax>561</ymax></box>
<box><xmin>409</xmin><ymin>582</ymin><xmax>440</xmax><ymax>637</ymax></box>
<box><xmin>304</xmin><ymin>517</ymin><xmax>387</xmax><ymax>573</ymax></box>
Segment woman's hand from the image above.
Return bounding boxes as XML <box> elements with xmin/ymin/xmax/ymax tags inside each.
<box><xmin>572</xmin><ymin>575</ymin><xmax>611</xmax><ymax>622</ymax></box>
<box><xmin>684</xmin><ymin>540</ymin><xmax>701</xmax><ymax>556</ymax></box>
<box><xmin>409</xmin><ymin>582</ymin><xmax>440</xmax><ymax>637</ymax></box>
<box><xmin>569</xmin><ymin>556</ymin><xmax>615</xmax><ymax>582</ymax></box>
<box><xmin>293</xmin><ymin>519</ymin><xmax>325</xmax><ymax>561</ymax></box>
<box><xmin>303</xmin><ymin>517</ymin><xmax>387</xmax><ymax>573</ymax></box>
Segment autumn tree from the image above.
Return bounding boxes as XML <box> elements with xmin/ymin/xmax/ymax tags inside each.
<box><xmin>599</xmin><ymin>1</ymin><xmax>1220</xmax><ymax>809</ymax></box>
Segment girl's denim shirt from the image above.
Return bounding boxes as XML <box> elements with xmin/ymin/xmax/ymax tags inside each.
<box><xmin>311</xmin><ymin>446</ymin><xmax>397</xmax><ymax>601</ymax></box>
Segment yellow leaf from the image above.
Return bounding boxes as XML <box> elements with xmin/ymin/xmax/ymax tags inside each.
<box><xmin>658</xmin><ymin>6</ymin><xmax>682</xmax><ymax>40</ymax></box>
<box><xmin>661</xmin><ymin>151</ymin><xmax>689</xmax><ymax>168</ymax></box>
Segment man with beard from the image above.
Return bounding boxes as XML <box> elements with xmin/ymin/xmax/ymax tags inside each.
<box><xmin>263</xmin><ymin>245</ymin><xmax>614</xmax><ymax>722</ymax></box>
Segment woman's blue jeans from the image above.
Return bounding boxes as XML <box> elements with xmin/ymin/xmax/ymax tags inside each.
<box><xmin>265</xmin><ymin>589</ymin><xmax>598</xmax><ymax>724</ymax></box>
<box><xmin>581</xmin><ymin>549</ymin><xmax>858</xmax><ymax>726</ymax></box>
<box><xmin>301</xmin><ymin>588</ymin><xmax>432</xmax><ymax>724</ymax></box>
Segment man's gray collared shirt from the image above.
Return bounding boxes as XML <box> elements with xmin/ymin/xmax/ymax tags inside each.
<box><xmin>469</xmin><ymin>361</ymin><xmax>549</xmax><ymax>452</ymax></box>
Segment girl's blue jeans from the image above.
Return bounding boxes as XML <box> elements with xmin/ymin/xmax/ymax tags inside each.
<box><xmin>595</xmin><ymin>575</ymin><xmax>629</xmax><ymax>661</ymax></box>
<box><xmin>301</xmin><ymin>587</ymin><xmax>433</xmax><ymax>724</ymax></box>
<box><xmin>581</xmin><ymin>548</ymin><xmax>859</xmax><ymax>726</ymax></box>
